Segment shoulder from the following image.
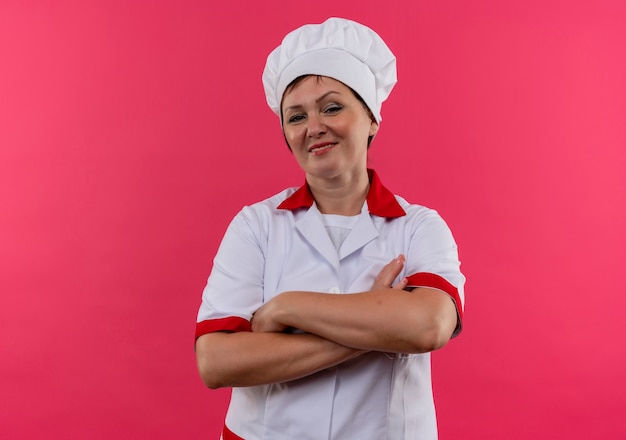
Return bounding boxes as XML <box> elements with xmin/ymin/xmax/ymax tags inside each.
<box><xmin>387</xmin><ymin>195</ymin><xmax>459</xmax><ymax>244</ymax></box>
<box><xmin>217</xmin><ymin>187</ymin><xmax>299</xmax><ymax>252</ymax></box>
<box><xmin>239</xmin><ymin>187</ymin><xmax>298</xmax><ymax>217</ymax></box>
<box><xmin>230</xmin><ymin>187</ymin><xmax>299</xmax><ymax>230</ymax></box>
<box><xmin>393</xmin><ymin>195</ymin><xmax>444</xmax><ymax>224</ymax></box>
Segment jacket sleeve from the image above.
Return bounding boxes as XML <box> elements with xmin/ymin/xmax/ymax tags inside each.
<box><xmin>403</xmin><ymin>207</ymin><xmax>465</xmax><ymax>337</ymax></box>
<box><xmin>195</xmin><ymin>207</ymin><xmax>266</xmax><ymax>339</ymax></box>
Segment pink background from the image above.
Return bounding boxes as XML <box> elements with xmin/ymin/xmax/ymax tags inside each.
<box><xmin>1</xmin><ymin>1</ymin><xmax>625</xmax><ymax>439</ymax></box>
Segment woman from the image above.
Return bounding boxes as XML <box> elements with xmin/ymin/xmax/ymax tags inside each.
<box><xmin>195</xmin><ymin>17</ymin><xmax>465</xmax><ymax>440</ymax></box>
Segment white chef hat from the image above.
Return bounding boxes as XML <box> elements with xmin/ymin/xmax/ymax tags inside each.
<box><xmin>262</xmin><ymin>17</ymin><xmax>397</xmax><ymax>123</ymax></box>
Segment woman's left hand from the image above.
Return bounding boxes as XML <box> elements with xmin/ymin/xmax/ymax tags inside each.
<box><xmin>251</xmin><ymin>297</ymin><xmax>289</xmax><ymax>333</ymax></box>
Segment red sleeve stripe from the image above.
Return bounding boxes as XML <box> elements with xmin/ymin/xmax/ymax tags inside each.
<box><xmin>223</xmin><ymin>424</ymin><xmax>245</xmax><ymax>440</ymax></box>
<box><xmin>405</xmin><ymin>272</ymin><xmax>464</xmax><ymax>321</ymax></box>
<box><xmin>195</xmin><ymin>317</ymin><xmax>251</xmax><ymax>340</ymax></box>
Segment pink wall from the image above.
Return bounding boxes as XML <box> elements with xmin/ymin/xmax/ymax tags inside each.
<box><xmin>1</xmin><ymin>1</ymin><xmax>625</xmax><ymax>438</ymax></box>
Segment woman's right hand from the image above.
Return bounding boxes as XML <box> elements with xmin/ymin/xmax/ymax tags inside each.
<box><xmin>371</xmin><ymin>254</ymin><xmax>408</xmax><ymax>291</ymax></box>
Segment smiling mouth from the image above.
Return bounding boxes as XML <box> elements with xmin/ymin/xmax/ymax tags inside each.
<box><xmin>308</xmin><ymin>142</ymin><xmax>337</xmax><ymax>154</ymax></box>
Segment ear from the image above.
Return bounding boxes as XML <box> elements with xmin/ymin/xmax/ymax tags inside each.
<box><xmin>369</xmin><ymin>120</ymin><xmax>379</xmax><ymax>137</ymax></box>
<box><xmin>282</xmin><ymin>131</ymin><xmax>293</xmax><ymax>152</ymax></box>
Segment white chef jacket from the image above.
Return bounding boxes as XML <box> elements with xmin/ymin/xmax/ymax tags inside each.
<box><xmin>196</xmin><ymin>170</ymin><xmax>465</xmax><ymax>440</ymax></box>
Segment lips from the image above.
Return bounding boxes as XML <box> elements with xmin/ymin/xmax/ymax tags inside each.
<box><xmin>308</xmin><ymin>142</ymin><xmax>337</xmax><ymax>154</ymax></box>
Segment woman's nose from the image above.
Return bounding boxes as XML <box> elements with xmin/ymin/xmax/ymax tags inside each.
<box><xmin>306</xmin><ymin>115</ymin><xmax>327</xmax><ymax>137</ymax></box>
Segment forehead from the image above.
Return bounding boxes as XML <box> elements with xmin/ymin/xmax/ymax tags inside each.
<box><xmin>281</xmin><ymin>76</ymin><xmax>352</xmax><ymax>107</ymax></box>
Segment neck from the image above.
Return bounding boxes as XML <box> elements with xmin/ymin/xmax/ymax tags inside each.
<box><xmin>307</xmin><ymin>169</ymin><xmax>370</xmax><ymax>216</ymax></box>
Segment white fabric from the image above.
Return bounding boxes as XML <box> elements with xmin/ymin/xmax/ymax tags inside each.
<box><xmin>321</xmin><ymin>213</ymin><xmax>359</xmax><ymax>251</ymax></box>
<box><xmin>197</xmin><ymin>185</ymin><xmax>465</xmax><ymax>440</ymax></box>
<box><xmin>262</xmin><ymin>17</ymin><xmax>397</xmax><ymax>123</ymax></box>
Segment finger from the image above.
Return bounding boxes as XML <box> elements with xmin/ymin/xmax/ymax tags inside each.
<box><xmin>373</xmin><ymin>263</ymin><xmax>398</xmax><ymax>288</ymax></box>
<box><xmin>392</xmin><ymin>277</ymin><xmax>408</xmax><ymax>290</ymax></box>
<box><xmin>373</xmin><ymin>255</ymin><xmax>406</xmax><ymax>288</ymax></box>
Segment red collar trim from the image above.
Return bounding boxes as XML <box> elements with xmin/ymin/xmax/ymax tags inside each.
<box><xmin>277</xmin><ymin>169</ymin><xmax>406</xmax><ymax>218</ymax></box>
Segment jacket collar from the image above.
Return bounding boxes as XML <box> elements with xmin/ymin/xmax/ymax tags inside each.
<box><xmin>277</xmin><ymin>169</ymin><xmax>406</xmax><ymax>218</ymax></box>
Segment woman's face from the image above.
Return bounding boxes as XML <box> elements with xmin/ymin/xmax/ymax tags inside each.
<box><xmin>281</xmin><ymin>76</ymin><xmax>378</xmax><ymax>181</ymax></box>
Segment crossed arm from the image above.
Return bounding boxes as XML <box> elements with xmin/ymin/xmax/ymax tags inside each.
<box><xmin>195</xmin><ymin>255</ymin><xmax>458</xmax><ymax>389</ymax></box>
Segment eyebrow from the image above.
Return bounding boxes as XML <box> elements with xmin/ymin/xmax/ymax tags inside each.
<box><xmin>283</xmin><ymin>91</ymin><xmax>341</xmax><ymax>113</ymax></box>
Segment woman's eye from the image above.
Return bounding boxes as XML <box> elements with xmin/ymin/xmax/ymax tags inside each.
<box><xmin>287</xmin><ymin>114</ymin><xmax>306</xmax><ymax>123</ymax></box>
<box><xmin>324</xmin><ymin>104</ymin><xmax>343</xmax><ymax>114</ymax></box>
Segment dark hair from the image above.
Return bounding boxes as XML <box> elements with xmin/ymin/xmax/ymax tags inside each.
<box><xmin>280</xmin><ymin>75</ymin><xmax>376</xmax><ymax>149</ymax></box>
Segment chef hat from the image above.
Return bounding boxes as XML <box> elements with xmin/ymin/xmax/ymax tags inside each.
<box><xmin>262</xmin><ymin>17</ymin><xmax>397</xmax><ymax>123</ymax></box>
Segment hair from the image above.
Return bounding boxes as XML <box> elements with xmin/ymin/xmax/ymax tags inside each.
<box><xmin>280</xmin><ymin>75</ymin><xmax>377</xmax><ymax>149</ymax></box>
